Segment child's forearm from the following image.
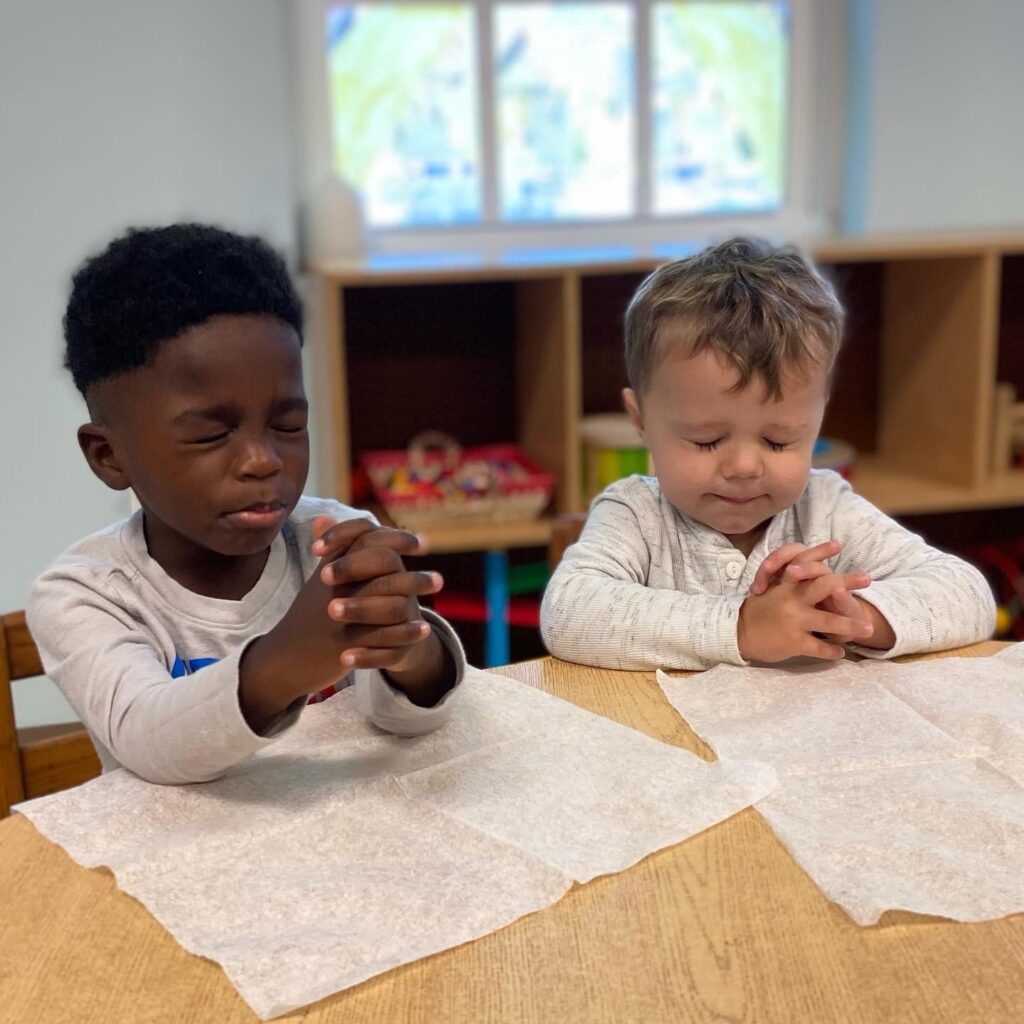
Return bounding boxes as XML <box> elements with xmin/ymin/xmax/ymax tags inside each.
<box><xmin>843</xmin><ymin>566</ymin><xmax>996</xmax><ymax>657</ymax></box>
<box><xmin>238</xmin><ymin>632</ymin><xmax>313</xmax><ymax>733</ymax></box>
<box><xmin>831</xmin><ymin>485</ymin><xmax>997</xmax><ymax>654</ymax></box>
<box><xmin>240</xmin><ymin>618</ymin><xmax>459</xmax><ymax>731</ymax></box>
<box><xmin>541</xmin><ymin>573</ymin><xmax>746</xmax><ymax>670</ymax></box>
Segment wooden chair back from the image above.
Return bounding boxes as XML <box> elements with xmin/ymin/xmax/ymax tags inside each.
<box><xmin>0</xmin><ymin>611</ymin><xmax>101</xmax><ymax>817</ymax></box>
<box><xmin>548</xmin><ymin>513</ymin><xmax>588</xmax><ymax>572</ymax></box>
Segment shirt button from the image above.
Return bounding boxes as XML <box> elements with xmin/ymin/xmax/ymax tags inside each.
<box><xmin>725</xmin><ymin>560</ymin><xmax>743</xmax><ymax>580</ymax></box>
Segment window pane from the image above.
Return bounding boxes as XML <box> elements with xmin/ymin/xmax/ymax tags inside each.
<box><xmin>326</xmin><ymin>4</ymin><xmax>481</xmax><ymax>228</ymax></box>
<box><xmin>652</xmin><ymin>2</ymin><xmax>788</xmax><ymax>216</ymax></box>
<box><xmin>496</xmin><ymin>3</ymin><xmax>635</xmax><ymax>222</ymax></box>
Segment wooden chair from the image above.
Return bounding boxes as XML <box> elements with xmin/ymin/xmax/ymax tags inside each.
<box><xmin>548</xmin><ymin>513</ymin><xmax>587</xmax><ymax>572</ymax></box>
<box><xmin>0</xmin><ymin>611</ymin><xmax>101</xmax><ymax>817</ymax></box>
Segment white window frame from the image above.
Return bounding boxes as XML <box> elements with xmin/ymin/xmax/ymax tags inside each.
<box><xmin>289</xmin><ymin>0</ymin><xmax>842</xmax><ymax>260</ymax></box>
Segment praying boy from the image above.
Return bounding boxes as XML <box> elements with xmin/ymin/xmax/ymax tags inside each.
<box><xmin>541</xmin><ymin>238</ymin><xmax>995</xmax><ymax>669</ymax></box>
<box><xmin>29</xmin><ymin>224</ymin><xmax>464</xmax><ymax>784</ymax></box>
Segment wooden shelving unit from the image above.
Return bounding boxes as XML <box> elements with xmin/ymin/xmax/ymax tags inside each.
<box><xmin>366</xmin><ymin>507</ymin><xmax>555</xmax><ymax>555</ymax></box>
<box><xmin>853</xmin><ymin>458</ymin><xmax>1024</xmax><ymax>516</ymax></box>
<box><xmin>307</xmin><ymin>230</ymin><xmax>1024</xmax><ymax>553</ymax></box>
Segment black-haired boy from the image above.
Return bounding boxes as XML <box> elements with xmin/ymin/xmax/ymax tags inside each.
<box><xmin>29</xmin><ymin>224</ymin><xmax>464</xmax><ymax>785</ymax></box>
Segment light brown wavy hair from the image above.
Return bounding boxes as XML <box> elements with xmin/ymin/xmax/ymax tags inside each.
<box><xmin>624</xmin><ymin>237</ymin><xmax>844</xmax><ymax>400</ymax></box>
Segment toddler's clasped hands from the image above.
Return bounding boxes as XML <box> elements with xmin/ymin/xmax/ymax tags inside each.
<box><xmin>738</xmin><ymin>539</ymin><xmax>874</xmax><ymax>662</ymax></box>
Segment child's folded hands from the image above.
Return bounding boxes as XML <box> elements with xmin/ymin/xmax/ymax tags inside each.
<box><xmin>748</xmin><ymin>539</ymin><xmax>843</xmax><ymax>596</ymax></box>
<box><xmin>308</xmin><ymin>516</ymin><xmax>444</xmax><ymax>670</ymax></box>
<box><xmin>738</xmin><ymin>567</ymin><xmax>875</xmax><ymax>663</ymax></box>
<box><xmin>748</xmin><ymin>539</ymin><xmax>877</xmax><ymax>648</ymax></box>
<box><xmin>238</xmin><ymin>517</ymin><xmax>449</xmax><ymax>729</ymax></box>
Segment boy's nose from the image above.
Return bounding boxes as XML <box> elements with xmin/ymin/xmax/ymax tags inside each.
<box><xmin>721</xmin><ymin>447</ymin><xmax>763</xmax><ymax>479</ymax></box>
<box><xmin>237</xmin><ymin>437</ymin><xmax>283</xmax><ymax>478</ymax></box>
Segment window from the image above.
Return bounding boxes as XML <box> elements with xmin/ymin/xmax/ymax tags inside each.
<box><xmin>495</xmin><ymin>3</ymin><xmax>637</xmax><ymax>222</ymax></box>
<box><xmin>324</xmin><ymin>1</ymin><xmax>789</xmax><ymax>230</ymax></box>
<box><xmin>294</xmin><ymin>0</ymin><xmax>835</xmax><ymax>256</ymax></box>
<box><xmin>326</xmin><ymin>4</ymin><xmax>482</xmax><ymax>227</ymax></box>
<box><xmin>650</xmin><ymin>3</ymin><xmax>787</xmax><ymax>217</ymax></box>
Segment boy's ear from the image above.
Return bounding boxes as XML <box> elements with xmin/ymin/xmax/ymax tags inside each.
<box><xmin>622</xmin><ymin>388</ymin><xmax>645</xmax><ymax>437</ymax></box>
<box><xmin>77</xmin><ymin>423</ymin><xmax>132</xmax><ymax>491</ymax></box>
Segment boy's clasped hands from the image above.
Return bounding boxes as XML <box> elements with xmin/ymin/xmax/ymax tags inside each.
<box><xmin>242</xmin><ymin>517</ymin><xmax>451</xmax><ymax>730</ymax></box>
<box><xmin>738</xmin><ymin>539</ymin><xmax>892</xmax><ymax>662</ymax></box>
<box><xmin>310</xmin><ymin>516</ymin><xmax>440</xmax><ymax>674</ymax></box>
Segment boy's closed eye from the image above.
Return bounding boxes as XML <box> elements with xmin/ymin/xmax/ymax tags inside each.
<box><xmin>174</xmin><ymin>405</ymin><xmax>235</xmax><ymax>445</ymax></box>
<box><xmin>184</xmin><ymin>422</ymin><xmax>306</xmax><ymax>446</ymax></box>
<box><xmin>271</xmin><ymin>412</ymin><xmax>308</xmax><ymax>434</ymax></box>
<box><xmin>176</xmin><ymin>400</ymin><xmax>308</xmax><ymax>445</ymax></box>
<box><xmin>691</xmin><ymin>437</ymin><xmax>792</xmax><ymax>452</ymax></box>
<box><xmin>186</xmin><ymin>422</ymin><xmax>306</xmax><ymax>445</ymax></box>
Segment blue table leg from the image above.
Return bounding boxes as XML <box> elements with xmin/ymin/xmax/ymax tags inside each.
<box><xmin>483</xmin><ymin>549</ymin><xmax>510</xmax><ymax>667</ymax></box>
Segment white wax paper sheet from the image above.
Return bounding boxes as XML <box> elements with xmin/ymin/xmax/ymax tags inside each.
<box><xmin>757</xmin><ymin>760</ymin><xmax>1024</xmax><ymax>925</ymax></box>
<box><xmin>115</xmin><ymin>782</ymin><xmax>572</xmax><ymax>1019</ymax></box>
<box><xmin>17</xmin><ymin>668</ymin><xmax>776</xmax><ymax>1018</ymax></box>
<box><xmin>397</xmin><ymin>707</ymin><xmax>775</xmax><ymax>883</ymax></box>
<box><xmin>657</xmin><ymin>649</ymin><xmax>1024</xmax><ymax>926</ymax></box>
<box><xmin>656</xmin><ymin>660</ymin><xmax>979</xmax><ymax>775</ymax></box>
<box><xmin>865</xmin><ymin>644</ymin><xmax>1024</xmax><ymax>786</ymax></box>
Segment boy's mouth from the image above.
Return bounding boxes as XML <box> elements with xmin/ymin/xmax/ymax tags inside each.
<box><xmin>714</xmin><ymin>494</ymin><xmax>761</xmax><ymax>505</ymax></box>
<box><xmin>223</xmin><ymin>500</ymin><xmax>288</xmax><ymax>529</ymax></box>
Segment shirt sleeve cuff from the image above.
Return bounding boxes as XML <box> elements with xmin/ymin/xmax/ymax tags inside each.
<box><xmin>698</xmin><ymin>594</ymin><xmax>749</xmax><ymax>667</ymax></box>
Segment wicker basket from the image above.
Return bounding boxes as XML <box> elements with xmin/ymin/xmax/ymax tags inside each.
<box><xmin>359</xmin><ymin>432</ymin><xmax>555</xmax><ymax>530</ymax></box>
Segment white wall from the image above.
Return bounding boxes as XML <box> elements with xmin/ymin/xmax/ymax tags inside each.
<box><xmin>0</xmin><ymin>0</ymin><xmax>297</xmax><ymax>725</ymax></box>
<box><xmin>851</xmin><ymin>0</ymin><xmax>1024</xmax><ymax>233</ymax></box>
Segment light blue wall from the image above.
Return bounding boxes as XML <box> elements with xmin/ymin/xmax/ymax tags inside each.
<box><xmin>0</xmin><ymin>0</ymin><xmax>297</xmax><ymax>725</ymax></box>
<box><xmin>845</xmin><ymin>0</ymin><xmax>1024</xmax><ymax>232</ymax></box>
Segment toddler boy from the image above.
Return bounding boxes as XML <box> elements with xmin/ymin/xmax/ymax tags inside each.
<box><xmin>541</xmin><ymin>238</ymin><xmax>995</xmax><ymax>669</ymax></box>
<box><xmin>29</xmin><ymin>224</ymin><xmax>464</xmax><ymax>783</ymax></box>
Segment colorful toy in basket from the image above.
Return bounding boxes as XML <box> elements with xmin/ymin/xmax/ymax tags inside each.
<box><xmin>360</xmin><ymin>431</ymin><xmax>555</xmax><ymax>530</ymax></box>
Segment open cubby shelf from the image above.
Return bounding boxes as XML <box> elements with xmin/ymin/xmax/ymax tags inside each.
<box><xmin>308</xmin><ymin>231</ymin><xmax>1024</xmax><ymax>552</ymax></box>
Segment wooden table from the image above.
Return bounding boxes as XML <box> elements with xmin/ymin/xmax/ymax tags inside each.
<box><xmin>2</xmin><ymin>643</ymin><xmax>1023</xmax><ymax>1023</ymax></box>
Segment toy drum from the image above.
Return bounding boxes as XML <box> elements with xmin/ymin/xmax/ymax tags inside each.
<box><xmin>580</xmin><ymin>414</ymin><xmax>650</xmax><ymax>501</ymax></box>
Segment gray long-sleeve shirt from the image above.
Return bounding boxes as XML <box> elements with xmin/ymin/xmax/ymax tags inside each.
<box><xmin>27</xmin><ymin>496</ymin><xmax>465</xmax><ymax>784</ymax></box>
<box><xmin>540</xmin><ymin>471</ymin><xmax>996</xmax><ymax>671</ymax></box>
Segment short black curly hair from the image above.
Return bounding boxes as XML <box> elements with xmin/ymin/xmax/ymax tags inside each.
<box><xmin>63</xmin><ymin>223</ymin><xmax>303</xmax><ymax>397</ymax></box>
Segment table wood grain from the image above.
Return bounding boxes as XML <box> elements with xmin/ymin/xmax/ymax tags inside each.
<box><xmin>1</xmin><ymin>642</ymin><xmax>1022</xmax><ymax>1023</ymax></box>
